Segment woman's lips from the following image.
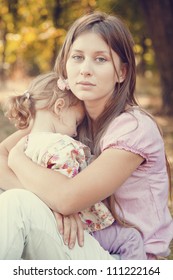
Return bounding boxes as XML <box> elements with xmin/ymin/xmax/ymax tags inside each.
<box><xmin>77</xmin><ymin>81</ymin><xmax>96</xmax><ymax>87</ymax></box>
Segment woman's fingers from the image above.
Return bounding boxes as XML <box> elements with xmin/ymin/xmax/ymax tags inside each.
<box><xmin>63</xmin><ymin>216</ymin><xmax>71</xmax><ymax>246</ymax></box>
<box><xmin>74</xmin><ymin>213</ymin><xmax>84</xmax><ymax>247</ymax></box>
<box><xmin>54</xmin><ymin>212</ymin><xmax>85</xmax><ymax>249</ymax></box>
<box><xmin>67</xmin><ymin>215</ymin><xmax>78</xmax><ymax>249</ymax></box>
<box><xmin>53</xmin><ymin>212</ymin><xmax>64</xmax><ymax>235</ymax></box>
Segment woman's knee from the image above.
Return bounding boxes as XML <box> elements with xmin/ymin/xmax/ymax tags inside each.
<box><xmin>0</xmin><ymin>188</ymin><xmax>30</xmax><ymax>198</ymax></box>
<box><xmin>0</xmin><ymin>189</ymin><xmax>46</xmax><ymax>221</ymax></box>
<box><xmin>0</xmin><ymin>189</ymin><xmax>29</xmax><ymax>217</ymax></box>
<box><xmin>0</xmin><ymin>189</ymin><xmax>33</xmax><ymax>208</ymax></box>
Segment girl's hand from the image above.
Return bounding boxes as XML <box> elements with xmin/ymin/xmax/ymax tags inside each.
<box><xmin>53</xmin><ymin>212</ymin><xmax>86</xmax><ymax>249</ymax></box>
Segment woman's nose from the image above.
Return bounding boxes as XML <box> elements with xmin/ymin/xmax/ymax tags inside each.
<box><xmin>80</xmin><ymin>60</ymin><xmax>92</xmax><ymax>76</ymax></box>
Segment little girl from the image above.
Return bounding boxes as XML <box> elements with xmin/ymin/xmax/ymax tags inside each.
<box><xmin>4</xmin><ymin>71</ymin><xmax>147</xmax><ymax>259</ymax></box>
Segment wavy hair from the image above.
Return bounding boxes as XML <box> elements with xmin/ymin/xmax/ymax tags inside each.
<box><xmin>5</xmin><ymin>72</ymin><xmax>79</xmax><ymax>129</ymax></box>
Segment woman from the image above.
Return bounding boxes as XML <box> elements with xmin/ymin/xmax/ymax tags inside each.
<box><xmin>0</xmin><ymin>11</ymin><xmax>172</xmax><ymax>260</ymax></box>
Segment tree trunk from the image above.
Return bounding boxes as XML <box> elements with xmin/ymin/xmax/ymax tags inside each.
<box><xmin>0</xmin><ymin>21</ymin><xmax>8</xmax><ymax>86</ymax></box>
<box><xmin>140</xmin><ymin>0</ymin><xmax>173</xmax><ymax>115</ymax></box>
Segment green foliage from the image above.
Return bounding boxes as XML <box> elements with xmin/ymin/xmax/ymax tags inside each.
<box><xmin>0</xmin><ymin>0</ymin><xmax>156</xmax><ymax>78</ymax></box>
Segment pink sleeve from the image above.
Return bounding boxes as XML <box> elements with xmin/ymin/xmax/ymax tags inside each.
<box><xmin>100</xmin><ymin>111</ymin><xmax>163</xmax><ymax>164</ymax></box>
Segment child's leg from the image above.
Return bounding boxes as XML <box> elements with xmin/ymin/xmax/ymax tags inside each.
<box><xmin>92</xmin><ymin>221</ymin><xmax>147</xmax><ymax>259</ymax></box>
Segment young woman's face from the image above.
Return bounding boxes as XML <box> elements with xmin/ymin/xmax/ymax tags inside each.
<box><xmin>66</xmin><ymin>32</ymin><xmax>124</xmax><ymax>118</ymax></box>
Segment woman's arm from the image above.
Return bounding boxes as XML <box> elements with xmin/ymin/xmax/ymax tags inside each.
<box><xmin>9</xmin><ymin>144</ymin><xmax>143</xmax><ymax>214</ymax></box>
<box><xmin>0</xmin><ymin>128</ymin><xmax>30</xmax><ymax>190</ymax></box>
<box><xmin>1</xmin><ymin>129</ymin><xmax>85</xmax><ymax>248</ymax></box>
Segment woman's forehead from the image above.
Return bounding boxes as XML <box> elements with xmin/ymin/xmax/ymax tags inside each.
<box><xmin>70</xmin><ymin>32</ymin><xmax>110</xmax><ymax>52</ymax></box>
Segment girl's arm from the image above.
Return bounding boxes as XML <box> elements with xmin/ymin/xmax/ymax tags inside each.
<box><xmin>0</xmin><ymin>128</ymin><xmax>30</xmax><ymax>190</ymax></box>
<box><xmin>8</xmin><ymin>144</ymin><xmax>144</xmax><ymax>214</ymax></box>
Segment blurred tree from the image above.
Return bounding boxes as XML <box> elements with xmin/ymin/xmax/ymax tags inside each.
<box><xmin>140</xmin><ymin>0</ymin><xmax>173</xmax><ymax>115</ymax></box>
<box><xmin>97</xmin><ymin>0</ymin><xmax>154</xmax><ymax>75</ymax></box>
<box><xmin>0</xmin><ymin>0</ymin><xmax>98</xmax><ymax>80</ymax></box>
<box><xmin>49</xmin><ymin>0</ymin><xmax>97</xmax><ymax>68</ymax></box>
<box><xmin>2</xmin><ymin>0</ymin><xmax>172</xmax><ymax>115</ymax></box>
<box><xmin>0</xmin><ymin>0</ymin><xmax>14</xmax><ymax>83</ymax></box>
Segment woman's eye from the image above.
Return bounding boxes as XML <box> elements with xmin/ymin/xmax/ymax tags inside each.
<box><xmin>96</xmin><ymin>57</ymin><xmax>107</xmax><ymax>63</ymax></box>
<box><xmin>72</xmin><ymin>55</ymin><xmax>83</xmax><ymax>61</ymax></box>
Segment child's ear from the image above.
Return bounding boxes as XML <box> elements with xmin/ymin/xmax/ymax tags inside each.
<box><xmin>119</xmin><ymin>63</ymin><xmax>127</xmax><ymax>83</ymax></box>
<box><xmin>54</xmin><ymin>98</ymin><xmax>66</xmax><ymax>116</ymax></box>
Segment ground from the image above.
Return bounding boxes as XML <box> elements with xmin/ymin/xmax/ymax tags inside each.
<box><xmin>0</xmin><ymin>74</ymin><xmax>173</xmax><ymax>259</ymax></box>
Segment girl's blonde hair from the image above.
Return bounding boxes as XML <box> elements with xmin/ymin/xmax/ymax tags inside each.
<box><xmin>5</xmin><ymin>72</ymin><xmax>80</xmax><ymax>129</ymax></box>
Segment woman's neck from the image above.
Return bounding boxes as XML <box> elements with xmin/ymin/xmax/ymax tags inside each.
<box><xmin>84</xmin><ymin>101</ymin><xmax>105</xmax><ymax>120</ymax></box>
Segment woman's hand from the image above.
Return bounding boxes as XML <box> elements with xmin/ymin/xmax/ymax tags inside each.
<box><xmin>0</xmin><ymin>130</ymin><xmax>30</xmax><ymax>190</ymax></box>
<box><xmin>53</xmin><ymin>212</ymin><xmax>86</xmax><ymax>249</ymax></box>
<box><xmin>8</xmin><ymin>136</ymin><xmax>26</xmax><ymax>170</ymax></box>
<box><xmin>12</xmin><ymin>136</ymin><xmax>27</xmax><ymax>151</ymax></box>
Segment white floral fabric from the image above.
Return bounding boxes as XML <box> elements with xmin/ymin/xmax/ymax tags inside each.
<box><xmin>25</xmin><ymin>132</ymin><xmax>114</xmax><ymax>232</ymax></box>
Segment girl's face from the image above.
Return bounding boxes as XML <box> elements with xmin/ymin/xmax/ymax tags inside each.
<box><xmin>66</xmin><ymin>32</ymin><xmax>125</xmax><ymax>119</ymax></box>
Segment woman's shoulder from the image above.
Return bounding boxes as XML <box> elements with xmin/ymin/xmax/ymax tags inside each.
<box><xmin>100</xmin><ymin>107</ymin><xmax>163</xmax><ymax>155</ymax></box>
<box><xmin>105</xmin><ymin>107</ymin><xmax>159</xmax><ymax>136</ymax></box>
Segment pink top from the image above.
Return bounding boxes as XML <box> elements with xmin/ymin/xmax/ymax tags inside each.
<box><xmin>100</xmin><ymin>107</ymin><xmax>173</xmax><ymax>257</ymax></box>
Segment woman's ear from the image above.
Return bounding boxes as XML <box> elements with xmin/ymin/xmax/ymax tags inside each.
<box><xmin>119</xmin><ymin>63</ymin><xmax>127</xmax><ymax>83</ymax></box>
<box><xmin>53</xmin><ymin>98</ymin><xmax>66</xmax><ymax>116</ymax></box>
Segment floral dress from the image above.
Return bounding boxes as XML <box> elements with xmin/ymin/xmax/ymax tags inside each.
<box><xmin>24</xmin><ymin>132</ymin><xmax>114</xmax><ymax>232</ymax></box>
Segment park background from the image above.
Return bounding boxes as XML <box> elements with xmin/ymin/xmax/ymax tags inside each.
<box><xmin>0</xmin><ymin>0</ymin><xmax>173</xmax><ymax>259</ymax></box>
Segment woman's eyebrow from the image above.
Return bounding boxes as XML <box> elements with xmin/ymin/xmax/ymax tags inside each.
<box><xmin>71</xmin><ymin>49</ymin><xmax>110</xmax><ymax>54</ymax></box>
<box><xmin>95</xmin><ymin>51</ymin><xmax>110</xmax><ymax>55</ymax></box>
<box><xmin>70</xmin><ymin>49</ymin><xmax>83</xmax><ymax>53</ymax></box>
